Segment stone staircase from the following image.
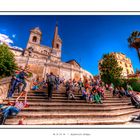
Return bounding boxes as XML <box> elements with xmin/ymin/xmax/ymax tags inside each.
<box><xmin>4</xmin><ymin>87</ymin><xmax>140</xmax><ymax>125</ymax></box>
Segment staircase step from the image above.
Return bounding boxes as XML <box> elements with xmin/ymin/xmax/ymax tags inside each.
<box><xmin>6</xmin><ymin>100</ymin><xmax>131</xmax><ymax>106</ymax></box>
<box><xmin>28</xmin><ymin>91</ymin><xmax>113</xmax><ymax>95</ymax></box>
<box><xmin>12</xmin><ymin>95</ymin><xmax>130</xmax><ymax>101</ymax></box>
<box><xmin>19</xmin><ymin>105</ymin><xmax>134</xmax><ymax>112</ymax></box>
<box><xmin>5</xmin><ymin>115</ymin><xmax>133</xmax><ymax>125</ymax></box>
<box><xmin>7</xmin><ymin>108</ymin><xmax>140</xmax><ymax>119</ymax></box>
<box><xmin>26</xmin><ymin>94</ymin><xmax>122</xmax><ymax>99</ymax></box>
<box><xmin>27</xmin><ymin>92</ymin><xmax>114</xmax><ymax>97</ymax></box>
<box><xmin>27</xmin><ymin>102</ymin><xmax>132</xmax><ymax>107</ymax></box>
<box><xmin>4</xmin><ymin>98</ymin><xmax>130</xmax><ymax>103</ymax></box>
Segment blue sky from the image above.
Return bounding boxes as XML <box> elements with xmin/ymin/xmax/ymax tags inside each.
<box><xmin>0</xmin><ymin>15</ymin><xmax>140</xmax><ymax>75</ymax></box>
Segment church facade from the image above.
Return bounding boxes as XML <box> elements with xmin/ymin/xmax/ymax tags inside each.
<box><xmin>11</xmin><ymin>25</ymin><xmax>93</xmax><ymax>81</ymax></box>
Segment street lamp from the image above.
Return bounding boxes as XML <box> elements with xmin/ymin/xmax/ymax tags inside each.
<box><xmin>25</xmin><ymin>47</ymin><xmax>33</xmax><ymax>69</ymax></box>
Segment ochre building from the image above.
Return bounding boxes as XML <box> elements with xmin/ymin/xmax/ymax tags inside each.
<box><xmin>99</xmin><ymin>52</ymin><xmax>134</xmax><ymax>77</ymax></box>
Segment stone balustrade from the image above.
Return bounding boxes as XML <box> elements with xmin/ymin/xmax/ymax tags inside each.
<box><xmin>0</xmin><ymin>77</ymin><xmax>11</xmax><ymax>100</ymax></box>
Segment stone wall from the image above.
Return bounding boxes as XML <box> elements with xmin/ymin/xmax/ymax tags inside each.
<box><xmin>0</xmin><ymin>77</ymin><xmax>11</xmax><ymax>100</ymax></box>
<box><xmin>15</xmin><ymin>56</ymin><xmax>93</xmax><ymax>81</ymax></box>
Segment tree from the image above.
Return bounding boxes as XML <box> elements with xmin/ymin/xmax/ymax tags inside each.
<box><xmin>99</xmin><ymin>53</ymin><xmax>123</xmax><ymax>86</ymax></box>
<box><xmin>128</xmin><ymin>31</ymin><xmax>140</xmax><ymax>62</ymax></box>
<box><xmin>0</xmin><ymin>44</ymin><xmax>17</xmax><ymax>78</ymax></box>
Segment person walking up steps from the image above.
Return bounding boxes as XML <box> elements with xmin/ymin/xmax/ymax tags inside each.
<box><xmin>47</xmin><ymin>72</ymin><xmax>56</xmax><ymax>101</ymax></box>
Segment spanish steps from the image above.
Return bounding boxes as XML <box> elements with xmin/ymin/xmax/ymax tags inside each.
<box><xmin>4</xmin><ymin>86</ymin><xmax>140</xmax><ymax>125</ymax></box>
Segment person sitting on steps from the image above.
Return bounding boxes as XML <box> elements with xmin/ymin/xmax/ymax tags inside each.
<box><xmin>118</xmin><ymin>87</ymin><xmax>126</xmax><ymax>98</ymax></box>
<box><xmin>81</xmin><ymin>87</ymin><xmax>91</xmax><ymax>102</ymax></box>
<box><xmin>113</xmin><ymin>87</ymin><xmax>119</xmax><ymax>97</ymax></box>
<box><xmin>129</xmin><ymin>92</ymin><xmax>140</xmax><ymax>109</ymax></box>
<box><xmin>0</xmin><ymin>91</ymin><xmax>29</xmax><ymax>125</ymax></box>
<box><xmin>92</xmin><ymin>89</ymin><xmax>102</xmax><ymax>104</ymax></box>
<box><xmin>78</xmin><ymin>78</ymin><xmax>84</xmax><ymax>94</ymax></box>
<box><xmin>67</xmin><ymin>80</ymin><xmax>76</xmax><ymax>100</ymax></box>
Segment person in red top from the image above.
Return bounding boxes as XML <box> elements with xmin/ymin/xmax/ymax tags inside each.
<box><xmin>97</xmin><ymin>86</ymin><xmax>105</xmax><ymax>99</ymax></box>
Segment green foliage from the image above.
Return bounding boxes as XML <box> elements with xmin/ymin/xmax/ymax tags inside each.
<box><xmin>113</xmin><ymin>78</ymin><xmax>125</xmax><ymax>88</ymax></box>
<box><xmin>0</xmin><ymin>44</ymin><xmax>17</xmax><ymax>78</ymax></box>
<box><xmin>116</xmin><ymin>78</ymin><xmax>140</xmax><ymax>92</ymax></box>
<box><xmin>100</xmin><ymin>53</ymin><xmax>123</xmax><ymax>86</ymax></box>
<box><xmin>127</xmin><ymin>78</ymin><xmax>140</xmax><ymax>92</ymax></box>
<box><xmin>131</xmin><ymin>82</ymin><xmax>140</xmax><ymax>92</ymax></box>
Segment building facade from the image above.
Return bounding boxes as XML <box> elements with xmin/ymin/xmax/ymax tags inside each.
<box><xmin>99</xmin><ymin>52</ymin><xmax>134</xmax><ymax>77</ymax></box>
<box><xmin>11</xmin><ymin>25</ymin><xmax>93</xmax><ymax>81</ymax></box>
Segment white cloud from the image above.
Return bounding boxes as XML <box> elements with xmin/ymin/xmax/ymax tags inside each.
<box><xmin>0</xmin><ymin>33</ymin><xmax>23</xmax><ymax>51</ymax></box>
<box><xmin>0</xmin><ymin>33</ymin><xmax>13</xmax><ymax>45</ymax></box>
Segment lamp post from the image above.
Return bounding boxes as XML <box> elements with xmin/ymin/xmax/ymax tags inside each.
<box><xmin>24</xmin><ymin>47</ymin><xmax>33</xmax><ymax>69</ymax></box>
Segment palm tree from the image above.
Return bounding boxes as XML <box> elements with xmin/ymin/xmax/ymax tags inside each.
<box><xmin>128</xmin><ymin>31</ymin><xmax>140</xmax><ymax>62</ymax></box>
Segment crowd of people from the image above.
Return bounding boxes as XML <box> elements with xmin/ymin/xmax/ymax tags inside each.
<box><xmin>1</xmin><ymin>70</ymin><xmax>140</xmax><ymax>125</ymax></box>
<box><xmin>65</xmin><ymin>78</ymin><xmax>105</xmax><ymax>103</ymax></box>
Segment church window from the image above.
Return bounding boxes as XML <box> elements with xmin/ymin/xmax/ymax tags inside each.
<box><xmin>32</xmin><ymin>36</ymin><xmax>37</xmax><ymax>42</ymax></box>
<box><xmin>56</xmin><ymin>44</ymin><xmax>59</xmax><ymax>49</ymax></box>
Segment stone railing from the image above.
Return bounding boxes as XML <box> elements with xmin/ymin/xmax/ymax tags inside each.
<box><xmin>0</xmin><ymin>77</ymin><xmax>11</xmax><ymax>100</ymax></box>
<box><xmin>15</xmin><ymin>56</ymin><xmax>46</xmax><ymax>65</ymax></box>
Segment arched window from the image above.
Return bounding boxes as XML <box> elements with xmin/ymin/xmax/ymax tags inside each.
<box><xmin>32</xmin><ymin>36</ymin><xmax>37</xmax><ymax>42</ymax></box>
<box><xmin>56</xmin><ymin>44</ymin><xmax>59</xmax><ymax>49</ymax></box>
